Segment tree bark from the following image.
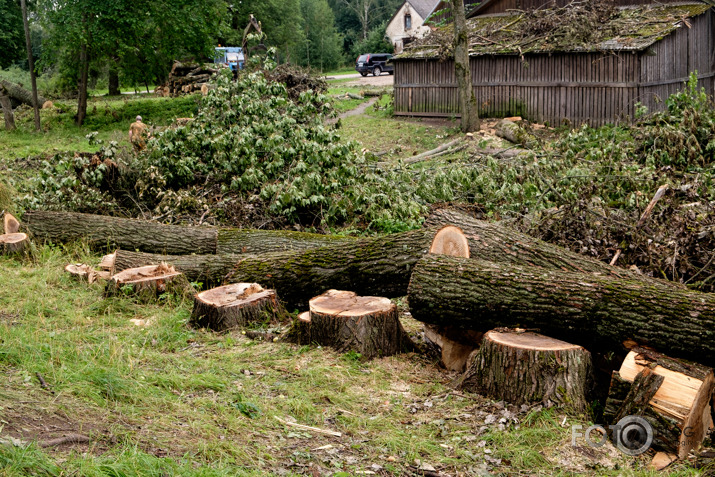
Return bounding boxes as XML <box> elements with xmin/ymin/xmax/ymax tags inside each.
<box><xmin>225</xmin><ymin>228</ymin><xmax>439</xmax><ymax>310</ymax></box>
<box><xmin>0</xmin><ymin>80</ymin><xmax>47</xmax><ymax>108</ymax></box>
<box><xmin>108</xmin><ymin>66</ymin><xmax>121</xmax><ymax>96</ymax></box>
<box><xmin>456</xmin><ymin>329</ymin><xmax>593</xmax><ymax>412</ymax></box>
<box><xmin>452</xmin><ymin>0</ymin><xmax>479</xmax><ymax>132</ymax></box>
<box><xmin>24</xmin><ymin>211</ymin><xmax>218</xmax><ymax>254</ymax></box>
<box><xmin>603</xmin><ymin>348</ymin><xmax>714</xmax><ymax>458</ymax></box>
<box><xmin>20</xmin><ymin>0</ymin><xmax>40</xmax><ymax>131</ymax></box>
<box><xmin>0</xmin><ymin>86</ymin><xmax>15</xmax><ymax>131</ymax></box>
<box><xmin>113</xmin><ymin>250</ymin><xmax>242</xmax><ymax>284</ymax></box>
<box><xmin>190</xmin><ymin>283</ymin><xmax>288</xmax><ymax>331</ymax></box>
<box><xmin>495</xmin><ymin>119</ymin><xmax>538</xmax><ymax>149</ymax></box>
<box><xmin>302</xmin><ymin>289</ymin><xmax>406</xmax><ymax>359</ymax></box>
<box><xmin>76</xmin><ymin>23</ymin><xmax>89</xmax><ymax>127</ymax></box>
<box><xmin>407</xmin><ymin>254</ymin><xmax>715</xmax><ymax>366</ymax></box>
<box><xmin>216</xmin><ymin>228</ymin><xmax>355</xmax><ymax>255</ymax></box>
<box><xmin>423</xmin><ymin>208</ymin><xmax>663</xmax><ymax>280</ymax></box>
<box><xmin>105</xmin><ymin>264</ymin><xmax>192</xmax><ymax>301</ymax></box>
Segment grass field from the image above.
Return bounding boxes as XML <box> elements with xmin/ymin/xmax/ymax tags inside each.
<box><xmin>1</xmin><ymin>87</ymin><xmax>712</xmax><ymax>476</ymax></box>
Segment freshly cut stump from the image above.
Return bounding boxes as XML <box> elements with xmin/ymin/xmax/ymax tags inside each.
<box><xmin>603</xmin><ymin>348</ymin><xmax>714</xmax><ymax>459</ymax></box>
<box><xmin>0</xmin><ymin>233</ymin><xmax>29</xmax><ymax>255</ymax></box>
<box><xmin>190</xmin><ymin>283</ymin><xmax>288</xmax><ymax>331</ymax></box>
<box><xmin>105</xmin><ymin>264</ymin><xmax>191</xmax><ymax>301</ymax></box>
<box><xmin>429</xmin><ymin>225</ymin><xmax>470</xmax><ymax>258</ymax></box>
<box><xmin>65</xmin><ymin>264</ymin><xmax>109</xmax><ymax>283</ymax></box>
<box><xmin>457</xmin><ymin>329</ymin><xmax>593</xmax><ymax>412</ymax></box>
<box><xmin>3</xmin><ymin>213</ymin><xmax>20</xmax><ymax>234</ymax></box>
<box><xmin>308</xmin><ymin>290</ymin><xmax>405</xmax><ymax>359</ymax></box>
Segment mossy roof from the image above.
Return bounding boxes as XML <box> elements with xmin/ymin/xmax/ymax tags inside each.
<box><xmin>396</xmin><ymin>3</ymin><xmax>711</xmax><ymax>59</ymax></box>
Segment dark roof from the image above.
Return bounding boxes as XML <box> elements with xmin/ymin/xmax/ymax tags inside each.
<box><xmin>397</xmin><ymin>2</ymin><xmax>711</xmax><ymax>58</ymax></box>
<box><xmin>426</xmin><ymin>0</ymin><xmax>482</xmax><ymax>21</ymax></box>
<box><xmin>408</xmin><ymin>0</ymin><xmax>442</xmax><ymax>19</ymax></box>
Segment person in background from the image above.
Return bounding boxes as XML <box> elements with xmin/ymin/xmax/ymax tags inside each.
<box><xmin>129</xmin><ymin>115</ymin><xmax>149</xmax><ymax>152</ymax></box>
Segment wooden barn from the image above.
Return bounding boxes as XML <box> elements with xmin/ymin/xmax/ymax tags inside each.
<box><xmin>392</xmin><ymin>0</ymin><xmax>715</xmax><ymax>126</ymax></box>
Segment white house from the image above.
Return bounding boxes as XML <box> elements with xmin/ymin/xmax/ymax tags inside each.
<box><xmin>385</xmin><ymin>0</ymin><xmax>440</xmax><ymax>54</ymax></box>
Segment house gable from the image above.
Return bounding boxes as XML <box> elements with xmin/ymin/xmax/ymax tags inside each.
<box><xmin>386</xmin><ymin>0</ymin><xmax>440</xmax><ymax>52</ymax></box>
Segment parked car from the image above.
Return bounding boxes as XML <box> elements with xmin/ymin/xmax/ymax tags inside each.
<box><xmin>355</xmin><ymin>53</ymin><xmax>394</xmax><ymax>77</ymax></box>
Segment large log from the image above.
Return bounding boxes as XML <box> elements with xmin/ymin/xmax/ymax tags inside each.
<box><xmin>25</xmin><ymin>211</ymin><xmax>217</xmax><ymax>254</ymax></box>
<box><xmin>407</xmin><ymin>254</ymin><xmax>715</xmax><ymax>366</ymax></box>
<box><xmin>225</xmin><ymin>228</ymin><xmax>438</xmax><ymax>310</ymax></box>
<box><xmin>423</xmin><ymin>208</ymin><xmax>651</xmax><ymax>279</ymax></box>
<box><xmin>24</xmin><ymin>211</ymin><xmax>354</xmax><ymax>255</ymax></box>
<box><xmin>0</xmin><ymin>80</ymin><xmax>47</xmax><ymax>107</ymax></box>
<box><xmin>113</xmin><ymin>250</ymin><xmax>243</xmax><ymax>284</ymax></box>
<box><xmin>105</xmin><ymin>264</ymin><xmax>193</xmax><ymax>301</ymax></box>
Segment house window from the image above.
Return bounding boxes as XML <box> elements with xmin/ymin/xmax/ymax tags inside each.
<box><xmin>404</xmin><ymin>14</ymin><xmax>411</xmax><ymax>29</ymax></box>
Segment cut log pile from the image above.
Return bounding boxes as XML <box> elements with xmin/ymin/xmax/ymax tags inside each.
<box><xmin>155</xmin><ymin>62</ymin><xmax>221</xmax><ymax>97</ymax></box>
<box><xmin>22</xmin><ymin>207</ymin><xmax>715</xmax><ymax>461</ymax></box>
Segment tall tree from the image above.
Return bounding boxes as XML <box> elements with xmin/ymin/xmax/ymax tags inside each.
<box><xmin>297</xmin><ymin>0</ymin><xmax>343</xmax><ymax>70</ymax></box>
<box><xmin>0</xmin><ymin>0</ymin><xmax>24</xmax><ymax>69</ymax></box>
<box><xmin>451</xmin><ymin>0</ymin><xmax>478</xmax><ymax>132</ymax></box>
<box><xmin>21</xmin><ymin>0</ymin><xmax>41</xmax><ymax>130</ymax></box>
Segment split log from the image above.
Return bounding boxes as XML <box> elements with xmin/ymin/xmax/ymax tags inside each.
<box><xmin>25</xmin><ymin>211</ymin><xmax>217</xmax><ymax>254</ymax></box>
<box><xmin>0</xmin><ymin>80</ymin><xmax>47</xmax><ymax>108</ymax></box>
<box><xmin>305</xmin><ymin>290</ymin><xmax>405</xmax><ymax>358</ymax></box>
<box><xmin>225</xmin><ymin>227</ymin><xmax>438</xmax><ymax>310</ymax></box>
<box><xmin>407</xmin><ymin>254</ymin><xmax>715</xmax><ymax>366</ymax></box>
<box><xmin>456</xmin><ymin>329</ymin><xmax>593</xmax><ymax>412</ymax></box>
<box><xmin>105</xmin><ymin>264</ymin><xmax>192</xmax><ymax>301</ymax></box>
<box><xmin>64</xmin><ymin>263</ymin><xmax>109</xmax><ymax>283</ymax></box>
<box><xmin>3</xmin><ymin>213</ymin><xmax>20</xmax><ymax>234</ymax></box>
<box><xmin>99</xmin><ymin>252</ymin><xmax>115</xmax><ymax>271</ymax></box>
<box><xmin>424</xmin><ymin>208</ymin><xmax>650</xmax><ymax>279</ymax></box>
<box><xmin>190</xmin><ymin>283</ymin><xmax>288</xmax><ymax>331</ymax></box>
<box><xmin>24</xmin><ymin>211</ymin><xmax>355</xmax><ymax>255</ymax></box>
<box><xmin>495</xmin><ymin>119</ymin><xmax>538</xmax><ymax>149</ymax></box>
<box><xmin>0</xmin><ymin>233</ymin><xmax>29</xmax><ymax>255</ymax></box>
<box><xmin>603</xmin><ymin>348</ymin><xmax>714</xmax><ymax>458</ymax></box>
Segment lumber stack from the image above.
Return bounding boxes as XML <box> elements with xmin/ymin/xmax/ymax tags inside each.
<box><xmin>157</xmin><ymin>62</ymin><xmax>221</xmax><ymax>97</ymax></box>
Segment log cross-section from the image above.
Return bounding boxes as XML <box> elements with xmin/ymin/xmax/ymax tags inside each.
<box><xmin>0</xmin><ymin>233</ymin><xmax>29</xmax><ymax>255</ymax></box>
<box><xmin>105</xmin><ymin>264</ymin><xmax>191</xmax><ymax>301</ymax></box>
<box><xmin>190</xmin><ymin>283</ymin><xmax>288</xmax><ymax>331</ymax></box>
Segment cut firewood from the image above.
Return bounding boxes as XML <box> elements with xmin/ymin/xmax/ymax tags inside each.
<box><xmin>307</xmin><ymin>290</ymin><xmax>406</xmax><ymax>359</ymax></box>
<box><xmin>98</xmin><ymin>252</ymin><xmax>115</xmax><ymax>272</ymax></box>
<box><xmin>0</xmin><ymin>232</ymin><xmax>29</xmax><ymax>255</ymax></box>
<box><xmin>456</xmin><ymin>329</ymin><xmax>593</xmax><ymax>412</ymax></box>
<box><xmin>105</xmin><ymin>264</ymin><xmax>192</xmax><ymax>301</ymax></box>
<box><xmin>3</xmin><ymin>212</ymin><xmax>20</xmax><ymax>234</ymax></box>
<box><xmin>429</xmin><ymin>225</ymin><xmax>469</xmax><ymax>258</ymax></box>
<box><xmin>603</xmin><ymin>348</ymin><xmax>714</xmax><ymax>459</ymax></box>
<box><xmin>189</xmin><ymin>283</ymin><xmax>289</xmax><ymax>331</ymax></box>
<box><xmin>407</xmin><ymin>254</ymin><xmax>715</xmax><ymax>366</ymax></box>
<box><xmin>64</xmin><ymin>263</ymin><xmax>109</xmax><ymax>284</ymax></box>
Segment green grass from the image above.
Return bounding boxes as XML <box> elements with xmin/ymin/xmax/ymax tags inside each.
<box><xmin>321</xmin><ymin>66</ymin><xmax>355</xmax><ymax>76</ymax></box>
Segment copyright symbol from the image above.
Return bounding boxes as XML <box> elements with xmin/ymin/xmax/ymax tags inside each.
<box><xmin>613</xmin><ymin>416</ymin><xmax>653</xmax><ymax>456</ymax></box>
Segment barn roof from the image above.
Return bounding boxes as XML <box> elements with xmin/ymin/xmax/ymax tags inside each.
<box><xmin>408</xmin><ymin>0</ymin><xmax>441</xmax><ymax>19</ymax></box>
<box><xmin>396</xmin><ymin>2</ymin><xmax>711</xmax><ymax>59</ymax></box>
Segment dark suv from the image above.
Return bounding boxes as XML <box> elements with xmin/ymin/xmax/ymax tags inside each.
<box><xmin>355</xmin><ymin>53</ymin><xmax>394</xmax><ymax>76</ymax></box>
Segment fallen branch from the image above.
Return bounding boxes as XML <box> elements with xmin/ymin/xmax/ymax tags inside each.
<box><xmin>39</xmin><ymin>434</ymin><xmax>90</xmax><ymax>448</ymax></box>
<box><xmin>35</xmin><ymin>372</ymin><xmax>53</xmax><ymax>394</ymax></box>
<box><xmin>402</xmin><ymin>138</ymin><xmax>462</xmax><ymax>164</ymax></box>
<box><xmin>636</xmin><ymin>184</ymin><xmax>669</xmax><ymax>227</ymax></box>
<box><xmin>274</xmin><ymin>416</ymin><xmax>341</xmax><ymax>437</ymax></box>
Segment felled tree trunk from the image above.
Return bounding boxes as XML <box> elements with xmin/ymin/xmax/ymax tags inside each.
<box><xmin>105</xmin><ymin>264</ymin><xmax>192</xmax><ymax>301</ymax></box>
<box><xmin>24</xmin><ymin>211</ymin><xmax>354</xmax><ymax>255</ymax></box>
<box><xmin>225</xmin><ymin>228</ymin><xmax>438</xmax><ymax>310</ymax></box>
<box><xmin>407</xmin><ymin>254</ymin><xmax>715</xmax><ymax>366</ymax></box>
<box><xmin>456</xmin><ymin>329</ymin><xmax>593</xmax><ymax>412</ymax></box>
<box><xmin>113</xmin><ymin>250</ymin><xmax>244</xmax><ymax>284</ymax></box>
<box><xmin>0</xmin><ymin>80</ymin><xmax>47</xmax><ymax>108</ymax></box>
<box><xmin>0</xmin><ymin>87</ymin><xmax>15</xmax><ymax>131</ymax></box>
<box><xmin>423</xmin><ymin>208</ymin><xmax>647</xmax><ymax>278</ymax></box>
<box><xmin>603</xmin><ymin>348</ymin><xmax>714</xmax><ymax>458</ymax></box>
<box><xmin>0</xmin><ymin>233</ymin><xmax>29</xmax><ymax>255</ymax></box>
<box><xmin>190</xmin><ymin>283</ymin><xmax>288</xmax><ymax>331</ymax></box>
<box><xmin>303</xmin><ymin>290</ymin><xmax>406</xmax><ymax>359</ymax></box>
<box><xmin>495</xmin><ymin>119</ymin><xmax>538</xmax><ymax>149</ymax></box>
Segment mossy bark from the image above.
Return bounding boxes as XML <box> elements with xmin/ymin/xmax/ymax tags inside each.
<box><xmin>456</xmin><ymin>329</ymin><xmax>592</xmax><ymax>411</ymax></box>
<box><xmin>452</xmin><ymin>0</ymin><xmax>479</xmax><ymax>132</ymax></box>
<box><xmin>113</xmin><ymin>250</ymin><xmax>245</xmax><ymax>285</ymax></box>
<box><xmin>225</xmin><ymin>228</ymin><xmax>439</xmax><ymax>310</ymax></box>
<box><xmin>407</xmin><ymin>254</ymin><xmax>715</xmax><ymax>366</ymax></box>
<box><xmin>216</xmin><ymin>228</ymin><xmax>355</xmax><ymax>255</ymax></box>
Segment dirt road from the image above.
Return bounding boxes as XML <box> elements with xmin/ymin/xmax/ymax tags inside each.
<box><xmin>326</xmin><ymin>73</ymin><xmax>394</xmax><ymax>87</ymax></box>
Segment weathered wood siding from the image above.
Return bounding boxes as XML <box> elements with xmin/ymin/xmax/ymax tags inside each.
<box><xmin>394</xmin><ymin>9</ymin><xmax>714</xmax><ymax>126</ymax></box>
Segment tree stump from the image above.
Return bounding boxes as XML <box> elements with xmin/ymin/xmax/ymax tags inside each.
<box><xmin>65</xmin><ymin>263</ymin><xmax>109</xmax><ymax>283</ymax></box>
<box><xmin>189</xmin><ymin>283</ymin><xmax>288</xmax><ymax>331</ymax></box>
<box><xmin>0</xmin><ymin>233</ymin><xmax>29</xmax><ymax>255</ymax></box>
<box><xmin>105</xmin><ymin>264</ymin><xmax>191</xmax><ymax>301</ymax></box>
<box><xmin>457</xmin><ymin>329</ymin><xmax>593</xmax><ymax>412</ymax></box>
<box><xmin>284</xmin><ymin>311</ymin><xmax>313</xmax><ymax>345</ymax></box>
<box><xmin>603</xmin><ymin>348</ymin><xmax>714</xmax><ymax>459</ymax></box>
<box><xmin>307</xmin><ymin>290</ymin><xmax>405</xmax><ymax>359</ymax></box>
<box><xmin>3</xmin><ymin>213</ymin><xmax>20</xmax><ymax>234</ymax></box>
<box><xmin>429</xmin><ymin>225</ymin><xmax>470</xmax><ymax>257</ymax></box>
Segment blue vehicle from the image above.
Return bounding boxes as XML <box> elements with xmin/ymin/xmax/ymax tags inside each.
<box><xmin>214</xmin><ymin>47</ymin><xmax>245</xmax><ymax>72</ymax></box>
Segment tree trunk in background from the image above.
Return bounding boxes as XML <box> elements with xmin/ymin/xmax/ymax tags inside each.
<box><xmin>0</xmin><ymin>80</ymin><xmax>48</xmax><ymax>107</ymax></box>
<box><xmin>20</xmin><ymin>0</ymin><xmax>40</xmax><ymax>131</ymax></box>
<box><xmin>108</xmin><ymin>66</ymin><xmax>120</xmax><ymax>96</ymax></box>
<box><xmin>451</xmin><ymin>0</ymin><xmax>479</xmax><ymax>132</ymax></box>
<box><xmin>407</xmin><ymin>254</ymin><xmax>715</xmax><ymax>367</ymax></box>
<box><xmin>0</xmin><ymin>87</ymin><xmax>15</xmax><ymax>131</ymax></box>
<box><xmin>76</xmin><ymin>23</ymin><xmax>89</xmax><ymax>127</ymax></box>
